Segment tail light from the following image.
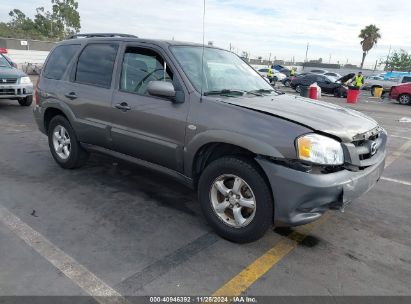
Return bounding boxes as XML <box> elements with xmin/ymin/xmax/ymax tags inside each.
<box><xmin>34</xmin><ymin>79</ymin><xmax>40</xmax><ymax>105</ymax></box>
<box><xmin>0</xmin><ymin>48</ymin><xmax>7</xmax><ymax>54</ymax></box>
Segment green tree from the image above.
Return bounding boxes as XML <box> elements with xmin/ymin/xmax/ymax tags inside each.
<box><xmin>51</xmin><ymin>0</ymin><xmax>81</xmax><ymax>39</ymax></box>
<box><xmin>0</xmin><ymin>0</ymin><xmax>80</xmax><ymax>41</ymax></box>
<box><xmin>359</xmin><ymin>24</ymin><xmax>381</xmax><ymax>69</ymax></box>
<box><xmin>384</xmin><ymin>50</ymin><xmax>411</xmax><ymax>72</ymax></box>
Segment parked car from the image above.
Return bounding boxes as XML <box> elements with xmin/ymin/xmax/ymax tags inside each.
<box><xmin>281</xmin><ymin>72</ymin><xmax>312</xmax><ymax>87</ymax></box>
<box><xmin>34</xmin><ymin>33</ymin><xmax>387</xmax><ymax>243</ymax></box>
<box><xmin>257</xmin><ymin>68</ymin><xmax>286</xmax><ymax>82</ymax></box>
<box><xmin>290</xmin><ymin>73</ymin><xmax>353</xmax><ymax>97</ymax></box>
<box><xmin>272</xmin><ymin>65</ymin><xmax>292</xmax><ymax>77</ymax></box>
<box><xmin>0</xmin><ymin>53</ymin><xmax>33</xmax><ymax>106</ymax></box>
<box><xmin>363</xmin><ymin>75</ymin><xmax>411</xmax><ymax>96</ymax></box>
<box><xmin>310</xmin><ymin>69</ymin><xmax>328</xmax><ymax>74</ymax></box>
<box><xmin>389</xmin><ymin>82</ymin><xmax>411</xmax><ymax>105</ymax></box>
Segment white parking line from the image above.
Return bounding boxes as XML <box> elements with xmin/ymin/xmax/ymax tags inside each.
<box><xmin>385</xmin><ymin>138</ymin><xmax>411</xmax><ymax>168</ymax></box>
<box><xmin>390</xmin><ymin>135</ymin><xmax>411</xmax><ymax>140</ymax></box>
<box><xmin>0</xmin><ymin>207</ymin><xmax>127</xmax><ymax>304</ymax></box>
<box><xmin>380</xmin><ymin>177</ymin><xmax>411</xmax><ymax>186</ymax></box>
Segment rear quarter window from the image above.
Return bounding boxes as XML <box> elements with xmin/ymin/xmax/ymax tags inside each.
<box><xmin>43</xmin><ymin>44</ymin><xmax>80</xmax><ymax>80</ymax></box>
<box><xmin>75</xmin><ymin>43</ymin><xmax>119</xmax><ymax>88</ymax></box>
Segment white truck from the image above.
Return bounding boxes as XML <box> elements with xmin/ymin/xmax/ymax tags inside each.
<box><xmin>363</xmin><ymin>75</ymin><xmax>411</xmax><ymax>96</ymax></box>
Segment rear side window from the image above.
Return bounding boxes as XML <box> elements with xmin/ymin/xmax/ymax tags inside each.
<box><xmin>402</xmin><ymin>76</ymin><xmax>411</xmax><ymax>83</ymax></box>
<box><xmin>75</xmin><ymin>43</ymin><xmax>118</xmax><ymax>88</ymax></box>
<box><xmin>44</xmin><ymin>44</ymin><xmax>80</xmax><ymax>80</ymax></box>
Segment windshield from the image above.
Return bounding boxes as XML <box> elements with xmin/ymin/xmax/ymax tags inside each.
<box><xmin>171</xmin><ymin>46</ymin><xmax>273</xmax><ymax>94</ymax></box>
<box><xmin>0</xmin><ymin>55</ymin><xmax>11</xmax><ymax>68</ymax></box>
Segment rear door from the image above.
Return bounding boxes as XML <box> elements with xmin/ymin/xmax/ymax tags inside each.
<box><xmin>315</xmin><ymin>75</ymin><xmax>335</xmax><ymax>93</ymax></box>
<box><xmin>63</xmin><ymin>42</ymin><xmax>120</xmax><ymax>148</ymax></box>
<box><xmin>110</xmin><ymin>43</ymin><xmax>189</xmax><ymax>172</ymax></box>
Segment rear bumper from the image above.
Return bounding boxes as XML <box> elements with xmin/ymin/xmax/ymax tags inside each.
<box><xmin>33</xmin><ymin>105</ymin><xmax>46</xmax><ymax>134</ymax></box>
<box><xmin>0</xmin><ymin>83</ymin><xmax>33</xmax><ymax>99</ymax></box>
<box><xmin>256</xmin><ymin>153</ymin><xmax>385</xmax><ymax>227</ymax></box>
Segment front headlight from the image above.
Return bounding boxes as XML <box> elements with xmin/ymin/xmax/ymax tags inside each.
<box><xmin>296</xmin><ymin>134</ymin><xmax>344</xmax><ymax>165</ymax></box>
<box><xmin>19</xmin><ymin>76</ymin><xmax>32</xmax><ymax>84</ymax></box>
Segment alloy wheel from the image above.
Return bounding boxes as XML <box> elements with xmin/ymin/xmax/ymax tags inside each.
<box><xmin>209</xmin><ymin>174</ymin><xmax>256</xmax><ymax>228</ymax></box>
<box><xmin>52</xmin><ymin>125</ymin><xmax>71</xmax><ymax>160</ymax></box>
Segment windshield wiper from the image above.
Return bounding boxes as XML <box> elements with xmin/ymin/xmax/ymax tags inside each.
<box><xmin>247</xmin><ymin>88</ymin><xmax>285</xmax><ymax>95</ymax></box>
<box><xmin>203</xmin><ymin>89</ymin><xmax>245</xmax><ymax>96</ymax></box>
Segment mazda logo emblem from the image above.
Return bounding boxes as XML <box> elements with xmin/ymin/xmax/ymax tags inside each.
<box><xmin>370</xmin><ymin>141</ymin><xmax>377</xmax><ymax>155</ymax></box>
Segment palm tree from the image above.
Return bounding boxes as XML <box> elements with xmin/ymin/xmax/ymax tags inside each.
<box><xmin>359</xmin><ymin>24</ymin><xmax>381</xmax><ymax>69</ymax></box>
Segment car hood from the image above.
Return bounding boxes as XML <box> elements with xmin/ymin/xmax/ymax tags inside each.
<box><xmin>219</xmin><ymin>93</ymin><xmax>378</xmax><ymax>142</ymax></box>
<box><xmin>0</xmin><ymin>66</ymin><xmax>26</xmax><ymax>78</ymax></box>
<box><xmin>336</xmin><ymin>73</ymin><xmax>355</xmax><ymax>83</ymax></box>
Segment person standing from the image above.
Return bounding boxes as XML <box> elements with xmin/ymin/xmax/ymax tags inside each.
<box><xmin>267</xmin><ymin>66</ymin><xmax>274</xmax><ymax>84</ymax></box>
<box><xmin>290</xmin><ymin>67</ymin><xmax>296</xmax><ymax>78</ymax></box>
<box><xmin>353</xmin><ymin>71</ymin><xmax>364</xmax><ymax>88</ymax></box>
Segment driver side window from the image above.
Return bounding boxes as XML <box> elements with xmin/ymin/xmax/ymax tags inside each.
<box><xmin>120</xmin><ymin>47</ymin><xmax>173</xmax><ymax>95</ymax></box>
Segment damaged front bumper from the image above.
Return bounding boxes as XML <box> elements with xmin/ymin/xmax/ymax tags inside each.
<box><xmin>256</xmin><ymin>150</ymin><xmax>385</xmax><ymax>227</ymax></box>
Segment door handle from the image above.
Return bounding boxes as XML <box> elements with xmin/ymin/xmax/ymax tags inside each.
<box><xmin>115</xmin><ymin>102</ymin><xmax>131</xmax><ymax>111</ymax></box>
<box><xmin>65</xmin><ymin>92</ymin><xmax>77</xmax><ymax>100</ymax></box>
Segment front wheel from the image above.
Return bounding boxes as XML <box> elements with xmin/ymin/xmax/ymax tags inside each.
<box><xmin>399</xmin><ymin>94</ymin><xmax>411</xmax><ymax>105</ymax></box>
<box><xmin>198</xmin><ymin>157</ymin><xmax>273</xmax><ymax>243</ymax></box>
<box><xmin>18</xmin><ymin>96</ymin><xmax>32</xmax><ymax>107</ymax></box>
<box><xmin>295</xmin><ymin>85</ymin><xmax>301</xmax><ymax>93</ymax></box>
<box><xmin>283</xmin><ymin>80</ymin><xmax>291</xmax><ymax>87</ymax></box>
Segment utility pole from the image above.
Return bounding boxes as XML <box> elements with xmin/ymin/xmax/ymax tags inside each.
<box><xmin>385</xmin><ymin>45</ymin><xmax>392</xmax><ymax>70</ymax></box>
<box><xmin>328</xmin><ymin>53</ymin><xmax>331</xmax><ymax>64</ymax></box>
<box><xmin>305</xmin><ymin>43</ymin><xmax>309</xmax><ymax>62</ymax></box>
<box><xmin>269</xmin><ymin>52</ymin><xmax>271</xmax><ymax>63</ymax></box>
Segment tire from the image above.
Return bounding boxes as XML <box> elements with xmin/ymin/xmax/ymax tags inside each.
<box><xmin>18</xmin><ymin>96</ymin><xmax>32</xmax><ymax>107</ymax></box>
<box><xmin>48</xmin><ymin>115</ymin><xmax>89</xmax><ymax>169</ymax></box>
<box><xmin>272</xmin><ymin>76</ymin><xmax>278</xmax><ymax>82</ymax></box>
<box><xmin>198</xmin><ymin>156</ymin><xmax>273</xmax><ymax>243</ymax></box>
<box><xmin>398</xmin><ymin>94</ymin><xmax>411</xmax><ymax>105</ymax></box>
<box><xmin>295</xmin><ymin>85</ymin><xmax>301</xmax><ymax>93</ymax></box>
<box><xmin>284</xmin><ymin>80</ymin><xmax>291</xmax><ymax>87</ymax></box>
<box><xmin>333</xmin><ymin>88</ymin><xmax>341</xmax><ymax>98</ymax></box>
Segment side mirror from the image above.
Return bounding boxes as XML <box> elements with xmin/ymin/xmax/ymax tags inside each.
<box><xmin>147</xmin><ymin>81</ymin><xmax>176</xmax><ymax>99</ymax></box>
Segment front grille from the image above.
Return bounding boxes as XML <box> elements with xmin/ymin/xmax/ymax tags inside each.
<box><xmin>0</xmin><ymin>78</ymin><xmax>17</xmax><ymax>84</ymax></box>
<box><xmin>343</xmin><ymin>126</ymin><xmax>386</xmax><ymax>169</ymax></box>
<box><xmin>0</xmin><ymin>88</ymin><xmax>15</xmax><ymax>95</ymax></box>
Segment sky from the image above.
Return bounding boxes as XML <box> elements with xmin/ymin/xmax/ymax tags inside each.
<box><xmin>1</xmin><ymin>0</ymin><xmax>410</xmax><ymax>67</ymax></box>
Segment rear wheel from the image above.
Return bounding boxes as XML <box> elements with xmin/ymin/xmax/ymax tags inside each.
<box><xmin>399</xmin><ymin>94</ymin><xmax>411</xmax><ymax>105</ymax></box>
<box><xmin>198</xmin><ymin>156</ymin><xmax>273</xmax><ymax>243</ymax></box>
<box><xmin>48</xmin><ymin>115</ymin><xmax>89</xmax><ymax>169</ymax></box>
<box><xmin>283</xmin><ymin>79</ymin><xmax>291</xmax><ymax>87</ymax></box>
<box><xmin>18</xmin><ymin>96</ymin><xmax>32</xmax><ymax>107</ymax></box>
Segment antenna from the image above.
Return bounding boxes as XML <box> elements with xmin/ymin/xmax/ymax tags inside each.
<box><xmin>200</xmin><ymin>0</ymin><xmax>206</xmax><ymax>100</ymax></box>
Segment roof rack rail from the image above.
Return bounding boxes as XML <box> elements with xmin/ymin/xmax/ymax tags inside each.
<box><xmin>68</xmin><ymin>33</ymin><xmax>138</xmax><ymax>39</ymax></box>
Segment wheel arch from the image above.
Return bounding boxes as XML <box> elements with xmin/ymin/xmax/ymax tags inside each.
<box><xmin>186</xmin><ymin>130</ymin><xmax>282</xmax><ymax>184</ymax></box>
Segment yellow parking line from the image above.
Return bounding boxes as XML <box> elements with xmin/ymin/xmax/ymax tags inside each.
<box><xmin>212</xmin><ymin>214</ymin><xmax>330</xmax><ymax>296</ymax></box>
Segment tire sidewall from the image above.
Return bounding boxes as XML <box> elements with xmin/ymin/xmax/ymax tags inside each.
<box><xmin>18</xmin><ymin>96</ymin><xmax>33</xmax><ymax>106</ymax></box>
<box><xmin>198</xmin><ymin>157</ymin><xmax>273</xmax><ymax>243</ymax></box>
<box><xmin>48</xmin><ymin>116</ymin><xmax>83</xmax><ymax>169</ymax></box>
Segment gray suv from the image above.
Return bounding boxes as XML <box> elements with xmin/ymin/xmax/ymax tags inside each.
<box><xmin>34</xmin><ymin>33</ymin><xmax>387</xmax><ymax>243</ymax></box>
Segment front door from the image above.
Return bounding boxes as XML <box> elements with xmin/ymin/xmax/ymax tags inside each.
<box><xmin>110</xmin><ymin>44</ymin><xmax>189</xmax><ymax>172</ymax></box>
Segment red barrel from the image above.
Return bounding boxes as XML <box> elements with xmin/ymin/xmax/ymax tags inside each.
<box><xmin>347</xmin><ymin>88</ymin><xmax>360</xmax><ymax>103</ymax></box>
<box><xmin>309</xmin><ymin>86</ymin><xmax>317</xmax><ymax>99</ymax></box>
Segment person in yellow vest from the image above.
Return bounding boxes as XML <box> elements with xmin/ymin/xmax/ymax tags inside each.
<box><xmin>290</xmin><ymin>67</ymin><xmax>296</xmax><ymax>78</ymax></box>
<box><xmin>267</xmin><ymin>66</ymin><xmax>274</xmax><ymax>84</ymax></box>
<box><xmin>352</xmin><ymin>71</ymin><xmax>364</xmax><ymax>88</ymax></box>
